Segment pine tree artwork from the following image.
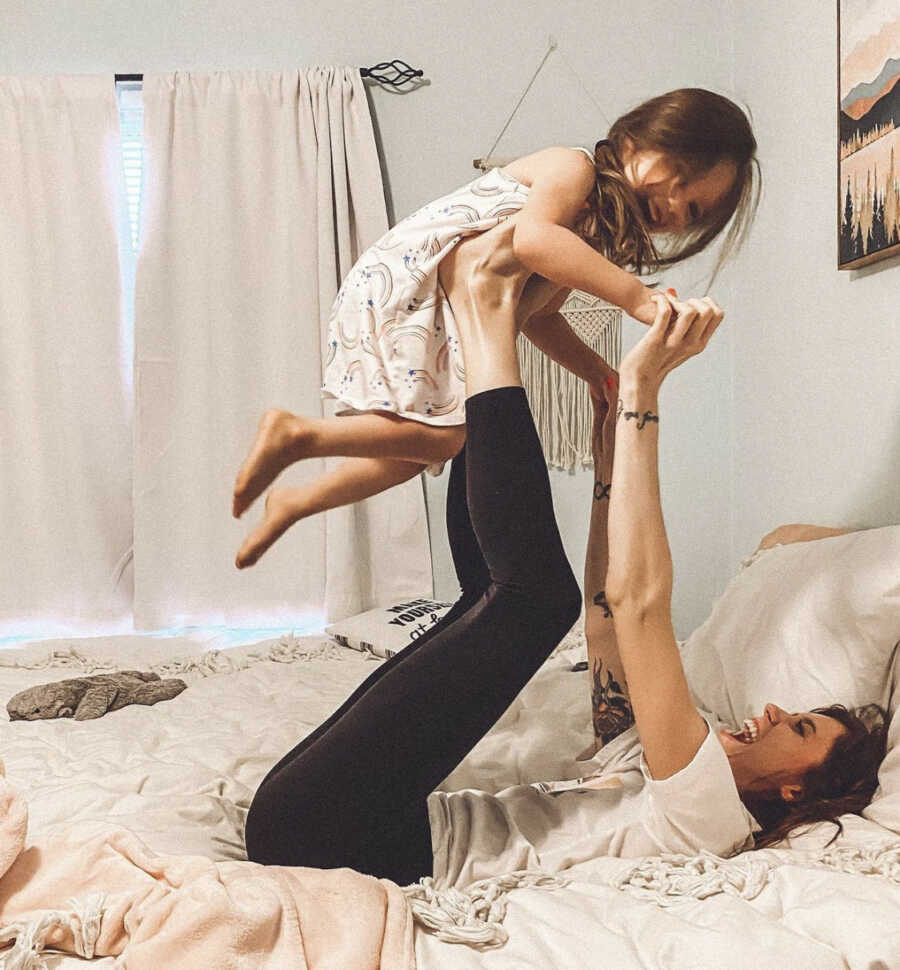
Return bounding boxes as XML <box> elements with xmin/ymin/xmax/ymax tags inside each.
<box><xmin>838</xmin><ymin>3</ymin><xmax>900</xmax><ymax>268</ymax></box>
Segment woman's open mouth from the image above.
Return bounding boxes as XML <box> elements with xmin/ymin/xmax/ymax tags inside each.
<box><xmin>729</xmin><ymin>717</ymin><xmax>760</xmax><ymax>744</ymax></box>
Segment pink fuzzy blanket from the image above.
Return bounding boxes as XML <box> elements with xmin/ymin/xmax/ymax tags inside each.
<box><xmin>0</xmin><ymin>762</ymin><xmax>415</xmax><ymax>969</ymax></box>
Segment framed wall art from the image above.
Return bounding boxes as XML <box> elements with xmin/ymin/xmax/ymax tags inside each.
<box><xmin>838</xmin><ymin>1</ymin><xmax>900</xmax><ymax>268</ymax></box>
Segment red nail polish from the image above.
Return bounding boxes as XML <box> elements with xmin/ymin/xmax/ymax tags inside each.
<box><xmin>666</xmin><ymin>287</ymin><xmax>678</xmax><ymax>296</ymax></box>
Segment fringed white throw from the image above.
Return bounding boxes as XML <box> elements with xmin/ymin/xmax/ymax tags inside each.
<box><xmin>517</xmin><ymin>290</ymin><xmax>622</xmax><ymax>471</ymax></box>
<box><xmin>615</xmin><ymin>841</ymin><xmax>900</xmax><ymax>908</ymax></box>
<box><xmin>402</xmin><ymin>870</ymin><xmax>569</xmax><ymax>947</ymax></box>
<box><xmin>0</xmin><ymin>633</ymin><xmax>347</xmax><ymax>681</ymax></box>
<box><xmin>615</xmin><ymin>850</ymin><xmax>773</xmax><ymax>906</ymax></box>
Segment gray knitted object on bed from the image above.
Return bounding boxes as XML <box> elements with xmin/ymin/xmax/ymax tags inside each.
<box><xmin>7</xmin><ymin>670</ymin><xmax>187</xmax><ymax>721</ymax></box>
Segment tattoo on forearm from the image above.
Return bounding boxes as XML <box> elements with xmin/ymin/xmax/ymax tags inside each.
<box><xmin>591</xmin><ymin>661</ymin><xmax>635</xmax><ymax>744</ymax></box>
<box><xmin>593</xmin><ymin>590</ymin><xmax>612</xmax><ymax>618</ymax></box>
<box><xmin>623</xmin><ymin>409</ymin><xmax>659</xmax><ymax>430</ymax></box>
<box><xmin>615</xmin><ymin>398</ymin><xmax>624</xmax><ymax>423</ymax></box>
<box><xmin>593</xmin><ymin>481</ymin><xmax>611</xmax><ymax>502</ymax></box>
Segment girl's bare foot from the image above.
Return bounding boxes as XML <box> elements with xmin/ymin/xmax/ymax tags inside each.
<box><xmin>233</xmin><ymin>409</ymin><xmax>310</xmax><ymax>519</ymax></box>
<box><xmin>235</xmin><ymin>488</ymin><xmax>303</xmax><ymax>569</ymax></box>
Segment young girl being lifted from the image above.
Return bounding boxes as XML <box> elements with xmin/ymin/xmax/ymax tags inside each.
<box><xmin>231</xmin><ymin>87</ymin><xmax>760</xmax><ymax>567</ymax></box>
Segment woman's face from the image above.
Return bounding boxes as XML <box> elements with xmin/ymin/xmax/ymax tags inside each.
<box><xmin>618</xmin><ymin>141</ymin><xmax>737</xmax><ymax>233</ymax></box>
<box><xmin>718</xmin><ymin>703</ymin><xmax>848</xmax><ymax>799</ymax></box>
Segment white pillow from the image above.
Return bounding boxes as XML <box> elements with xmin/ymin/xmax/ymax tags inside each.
<box><xmin>680</xmin><ymin>525</ymin><xmax>900</xmax><ymax>727</ymax></box>
<box><xmin>325</xmin><ymin>597</ymin><xmax>454</xmax><ymax>659</ymax></box>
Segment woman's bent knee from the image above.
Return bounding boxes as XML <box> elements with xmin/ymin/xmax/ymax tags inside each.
<box><xmin>549</xmin><ymin>574</ymin><xmax>582</xmax><ymax>634</ymax></box>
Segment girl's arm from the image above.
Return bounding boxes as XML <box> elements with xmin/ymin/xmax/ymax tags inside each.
<box><xmin>605</xmin><ymin>294</ymin><xmax>723</xmax><ymax>780</ymax></box>
<box><xmin>583</xmin><ymin>378</ymin><xmax>634</xmax><ymax>754</ymax></box>
<box><xmin>510</xmin><ymin>148</ymin><xmax>656</xmax><ymax>323</ymax></box>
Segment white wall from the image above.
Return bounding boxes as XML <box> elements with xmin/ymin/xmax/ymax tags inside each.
<box><xmin>6</xmin><ymin>0</ymin><xmax>784</xmax><ymax>637</ymax></box>
<box><xmin>729</xmin><ymin>1</ymin><xmax>900</xmax><ymax>554</ymax></box>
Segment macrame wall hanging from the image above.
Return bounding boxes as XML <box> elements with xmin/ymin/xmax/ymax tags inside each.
<box><xmin>474</xmin><ymin>37</ymin><xmax>623</xmax><ymax>472</ymax></box>
<box><xmin>516</xmin><ymin>294</ymin><xmax>622</xmax><ymax>471</ymax></box>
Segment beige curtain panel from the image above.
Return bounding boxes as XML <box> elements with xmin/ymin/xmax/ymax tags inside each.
<box><xmin>0</xmin><ymin>68</ymin><xmax>432</xmax><ymax>638</ymax></box>
<box><xmin>133</xmin><ymin>69</ymin><xmax>432</xmax><ymax>629</ymax></box>
<box><xmin>0</xmin><ymin>75</ymin><xmax>133</xmax><ymax>636</ymax></box>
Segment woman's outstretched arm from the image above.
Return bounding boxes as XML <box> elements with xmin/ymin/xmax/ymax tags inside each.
<box><xmin>582</xmin><ymin>376</ymin><xmax>634</xmax><ymax>754</ymax></box>
<box><xmin>605</xmin><ymin>294</ymin><xmax>723</xmax><ymax>780</ymax></box>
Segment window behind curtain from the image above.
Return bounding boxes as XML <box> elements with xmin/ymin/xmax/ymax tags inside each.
<box><xmin>114</xmin><ymin>79</ymin><xmax>143</xmax><ymax>401</ymax></box>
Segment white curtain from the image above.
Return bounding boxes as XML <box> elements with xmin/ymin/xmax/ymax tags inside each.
<box><xmin>0</xmin><ymin>75</ymin><xmax>133</xmax><ymax>636</ymax></box>
<box><xmin>132</xmin><ymin>69</ymin><xmax>432</xmax><ymax>630</ymax></box>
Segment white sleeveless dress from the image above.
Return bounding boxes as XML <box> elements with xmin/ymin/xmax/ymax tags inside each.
<box><xmin>320</xmin><ymin>148</ymin><xmax>596</xmax><ymax>444</ymax></box>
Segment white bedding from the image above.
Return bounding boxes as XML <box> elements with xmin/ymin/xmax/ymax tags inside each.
<box><xmin>0</xmin><ymin>631</ymin><xmax>898</xmax><ymax>969</ymax></box>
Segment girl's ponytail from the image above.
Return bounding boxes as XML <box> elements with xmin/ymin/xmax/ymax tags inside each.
<box><xmin>576</xmin><ymin>140</ymin><xmax>660</xmax><ymax>275</ymax></box>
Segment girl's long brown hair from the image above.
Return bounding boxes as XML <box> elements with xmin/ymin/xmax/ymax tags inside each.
<box><xmin>576</xmin><ymin>88</ymin><xmax>761</xmax><ymax>284</ymax></box>
<box><xmin>745</xmin><ymin>704</ymin><xmax>888</xmax><ymax>850</ymax></box>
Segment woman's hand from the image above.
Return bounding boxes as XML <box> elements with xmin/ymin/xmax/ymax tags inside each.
<box><xmin>620</xmin><ymin>292</ymin><xmax>724</xmax><ymax>389</ymax></box>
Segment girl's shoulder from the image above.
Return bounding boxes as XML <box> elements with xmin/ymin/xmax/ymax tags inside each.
<box><xmin>500</xmin><ymin>147</ymin><xmax>595</xmax><ymax>191</ymax></box>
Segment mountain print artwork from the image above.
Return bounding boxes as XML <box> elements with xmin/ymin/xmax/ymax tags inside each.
<box><xmin>838</xmin><ymin>1</ymin><xmax>900</xmax><ymax>267</ymax></box>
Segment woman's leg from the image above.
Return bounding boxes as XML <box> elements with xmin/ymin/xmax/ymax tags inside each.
<box><xmin>244</xmin><ymin>387</ymin><xmax>580</xmax><ymax>884</ymax></box>
<box><xmin>250</xmin><ymin>445</ymin><xmax>491</xmax><ymax>790</ymax></box>
<box><xmin>233</xmin><ymin>409</ymin><xmax>465</xmax><ymax>518</ymax></box>
<box><xmin>235</xmin><ymin>455</ymin><xmax>427</xmax><ymax>568</ymax></box>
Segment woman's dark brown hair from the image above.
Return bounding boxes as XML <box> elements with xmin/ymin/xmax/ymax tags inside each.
<box><xmin>745</xmin><ymin>704</ymin><xmax>888</xmax><ymax>850</ymax></box>
<box><xmin>576</xmin><ymin>87</ymin><xmax>761</xmax><ymax>284</ymax></box>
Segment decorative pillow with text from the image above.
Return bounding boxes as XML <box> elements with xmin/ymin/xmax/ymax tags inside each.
<box><xmin>326</xmin><ymin>597</ymin><xmax>454</xmax><ymax>659</ymax></box>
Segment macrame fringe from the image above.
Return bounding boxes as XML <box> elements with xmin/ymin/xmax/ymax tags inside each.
<box><xmin>402</xmin><ymin>869</ymin><xmax>568</xmax><ymax>947</ymax></box>
<box><xmin>517</xmin><ymin>300</ymin><xmax>621</xmax><ymax>472</ymax></box>
<box><xmin>0</xmin><ymin>894</ymin><xmax>107</xmax><ymax>969</ymax></box>
<box><xmin>0</xmin><ymin>633</ymin><xmax>346</xmax><ymax>681</ymax></box>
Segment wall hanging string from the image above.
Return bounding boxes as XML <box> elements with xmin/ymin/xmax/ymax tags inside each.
<box><xmin>473</xmin><ymin>37</ymin><xmax>623</xmax><ymax>472</ymax></box>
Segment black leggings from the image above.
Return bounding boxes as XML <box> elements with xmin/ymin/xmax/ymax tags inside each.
<box><xmin>244</xmin><ymin>387</ymin><xmax>581</xmax><ymax>884</ymax></box>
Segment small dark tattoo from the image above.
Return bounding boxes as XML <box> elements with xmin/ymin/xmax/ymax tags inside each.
<box><xmin>591</xmin><ymin>662</ymin><xmax>635</xmax><ymax>744</ymax></box>
<box><xmin>593</xmin><ymin>480</ymin><xmax>611</xmax><ymax>502</ymax></box>
<box><xmin>592</xmin><ymin>590</ymin><xmax>612</xmax><ymax>619</ymax></box>
<box><xmin>623</xmin><ymin>409</ymin><xmax>659</xmax><ymax>430</ymax></box>
<box><xmin>615</xmin><ymin>398</ymin><xmax>624</xmax><ymax>423</ymax></box>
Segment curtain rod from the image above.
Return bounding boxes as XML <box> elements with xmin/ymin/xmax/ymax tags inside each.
<box><xmin>114</xmin><ymin>60</ymin><xmax>424</xmax><ymax>88</ymax></box>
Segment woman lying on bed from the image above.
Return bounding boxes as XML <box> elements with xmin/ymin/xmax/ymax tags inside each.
<box><xmin>245</xmin><ymin>294</ymin><xmax>886</xmax><ymax>888</ymax></box>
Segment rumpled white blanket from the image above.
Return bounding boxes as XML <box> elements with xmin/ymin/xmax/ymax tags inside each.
<box><xmin>0</xmin><ymin>761</ymin><xmax>415</xmax><ymax>970</ymax></box>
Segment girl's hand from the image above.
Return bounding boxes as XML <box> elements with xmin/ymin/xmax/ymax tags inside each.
<box><xmin>620</xmin><ymin>292</ymin><xmax>724</xmax><ymax>388</ymax></box>
<box><xmin>625</xmin><ymin>283</ymin><xmax>661</xmax><ymax>326</ymax></box>
<box><xmin>627</xmin><ymin>284</ymin><xmax>675</xmax><ymax>327</ymax></box>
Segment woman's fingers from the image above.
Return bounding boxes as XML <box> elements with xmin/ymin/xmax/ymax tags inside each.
<box><xmin>648</xmin><ymin>293</ymin><xmax>674</xmax><ymax>339</ymax></box>
<box><xmin>669</xmin><ymin>297</ymin><xmax>722</xmax><ymax>354</ymax></box>
<box><xmin>622</xmin><ymin>292</ymin><xmax>725</xmax><ymax>381</ymax></box>
<box><xmin>697</xmin><ymin>297</ymin><xmax>725</xmax><ymax>344</ymax></box>
<box><xmin>667</xmin><ymin>298</ymin><xmax>700</xmax><ymax>345</ymax></box>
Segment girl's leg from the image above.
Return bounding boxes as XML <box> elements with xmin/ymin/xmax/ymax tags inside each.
<box><xmin>236</xmin><ymin>455</ymin><xmax>426</xmax><ymax>568</ymax></box>
<box><xmin>251</xmin><ymin>445</ymin><xmax>491</xmax><ymax>790</ymax></box>
<box><xmin>233</xmin><ymin>409</ymin><xmax>465</xmax><ymax>518</ymax></box>
<box><xmin>244</xmin><ymin>387</ymin><xmax>581</xmax><ymax>884</ymax></box>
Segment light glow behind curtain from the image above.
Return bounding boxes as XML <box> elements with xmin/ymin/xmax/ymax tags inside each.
<box><xmin>133</xmin><ymin>69</ymin><xmax>432</xmax><ymax>629</ymax></box>
<box><xmin>0</xmin><ymin>75</ymin><xmax>132</xmax><ymax>636</ymax></box>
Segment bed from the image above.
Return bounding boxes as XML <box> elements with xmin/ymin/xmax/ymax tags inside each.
<box><xmin>0</xmin><ymin>526</ymin><xmax>898</xmax><ymax>969</ymax></box>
